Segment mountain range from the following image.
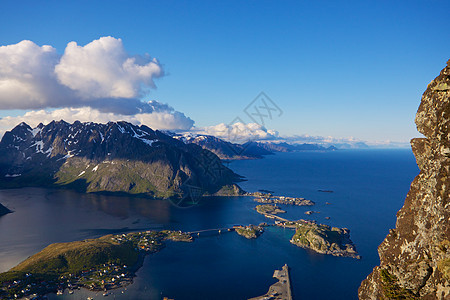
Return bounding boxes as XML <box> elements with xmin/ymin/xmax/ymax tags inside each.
<box><xmin>175</xmin><ymin>133</ymin><xmax>337</xmax><ymax>160</ymax></box>
<box><xmin>0</xmin><ymin>121</ymin><xmax>243</xmax><ymax>199</ymax></box>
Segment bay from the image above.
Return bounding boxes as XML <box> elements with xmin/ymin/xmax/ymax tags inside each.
<box><xmin>0</xmin><ymin>149</ymin><xmax>419</xmax><ymax>299</ymax></box>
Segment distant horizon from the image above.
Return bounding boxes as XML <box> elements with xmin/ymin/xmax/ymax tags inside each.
<box><xmin>1</xmin><ymin>1</ymin><xmax>449</xmax><ymax>145</ymax></box>
<box><xmin>2</xmin><ymin>118</ymin><xmax>414</xmax><ymax>149</ymax></box>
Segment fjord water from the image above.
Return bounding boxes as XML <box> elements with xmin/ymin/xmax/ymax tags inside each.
<box><xmin>0</xmin><ymin>149</ymin><xmax>419</xmax><ymax>299</ymax></box>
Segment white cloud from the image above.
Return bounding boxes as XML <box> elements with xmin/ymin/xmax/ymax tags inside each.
<box><xmin>0</xmin><ymin>105</ymin><xmax>194</xmax><ymax>138</ymax></box>
<box><xmin>0</xmin><ymin>40</ymin><xmax>65</xmax><ymax>109</ymax></box>
<box><xmin>191</xmin><ymin>122</ymin><xmax>408</xmax><ymax>148</ymax></box>
<box><xmin>193</xmin><ymin>122</ymin><xmax>279</xmax><ymax>143</ymax></box>
<box><xmin>0</xmin><ymin>37</ymin><xmax>195</xmax><ymax>137</ymax></box>
<box><xmin>0</xmin><ymin>37</ymin><xmax>163</xmax><ymax>113</ymax></box>
<box><xmin>55</xmin><ymin>37</ymin><xmax>162</xmax><ymax>99</ymax></box>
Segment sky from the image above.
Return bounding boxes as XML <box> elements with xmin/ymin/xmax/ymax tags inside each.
<box><xmin>0</xmin><ymin>0</ymin><xmax>449</xmax><ymax>146</ymax></box>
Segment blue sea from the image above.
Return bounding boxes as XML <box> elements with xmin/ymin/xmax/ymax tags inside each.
<box><xmin>0</xmin><ymin>149</ymin><xmax>419</xmax><ymax>299</ymax></box>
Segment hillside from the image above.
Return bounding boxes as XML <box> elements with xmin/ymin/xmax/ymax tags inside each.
<box><xmin>0</xmin><ymin>230</ymin><xmax>192</xmax><ymax>298</ymax></box>
<box><xmin>0</xmin><ymin>121</ymin><xmax>243</xmax><ymax>199</ymax></box>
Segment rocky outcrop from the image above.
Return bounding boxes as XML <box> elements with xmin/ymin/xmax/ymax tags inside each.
<box><xmin>0</xmin><ymin>121</ymin><xmax>243</xmax><ymax>199</ymax></box>
<box><xmin>359</xmin><ymin>60</ymin><xmax>450</xmax><ymax>299</ymax></box>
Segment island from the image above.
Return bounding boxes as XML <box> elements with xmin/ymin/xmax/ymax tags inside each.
<box><xmin>234</xmin><ymin>225</ymin><xmax>264</xmax><ymax>239</ymax></box>
<box><xmin>253</xmin><ymin>195</ymin><xmax>359</xmax><ymax>259</ymax></box>
<box><xmin>255</xmin><ymin>204</ymin><xmax>286</xmax><ymax>215</ymax></box>
<box><xmin>279</xmin><ymin>220</ymin><xmax>360</xmax><ymax>259</ymax></box>
<box><xmin>0</xmin><ymin>230</ymin><xmax>193</xmax><ymax>299</ymax></box>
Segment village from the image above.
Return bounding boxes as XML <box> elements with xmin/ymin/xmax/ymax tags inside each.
<box><xmin>251</xmin><ymin>192</ymin><xmax>315</xmax><ymax>206</ymax></box>
<box><xmin>0</xmin><ymin>230</ymin><xmax>194</xmax><ymax>299</ymax></box>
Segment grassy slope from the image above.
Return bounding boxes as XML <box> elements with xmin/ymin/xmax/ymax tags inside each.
<box><xmin>0</xmin><ymin>235</ymin><xmax>138</xmax><ymax>283</ymax></box>
<box><xmin>55</xmin><ymin>158</ymin><xmax>175</xmax><ymax>198</ymax></box>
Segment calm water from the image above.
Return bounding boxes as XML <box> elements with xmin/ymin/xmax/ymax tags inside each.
<box><xmin>0</xmin><ymin>149</ymin><xmax>419</xmax><ymax>299</ymax></box>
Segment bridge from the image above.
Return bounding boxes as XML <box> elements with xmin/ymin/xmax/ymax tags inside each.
<box><xmin>187</xmin><ymin>227</ymin><xmax>236</xmax><ymax>236</ymax></box>
<box><xmin>262</xmin><ymin>213</ymin><xmax>290</xmax><ymax>222</ymax></box>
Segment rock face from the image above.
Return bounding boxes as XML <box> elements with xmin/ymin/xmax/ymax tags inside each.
<box><xmin>359</xmin><ymin>60</ymin><xmax>450</xmax><ymax>299</ymax></box>
<box><xmin>0</xmin><ymin>121</ymin><xmax>242</xmax><ymax>199</ymax></box>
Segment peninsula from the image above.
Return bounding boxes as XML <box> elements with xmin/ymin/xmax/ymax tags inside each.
<box><xmin>0</xmin><ymin>230</ymin><xmax>193</xmax><ymax>299</ymax></box>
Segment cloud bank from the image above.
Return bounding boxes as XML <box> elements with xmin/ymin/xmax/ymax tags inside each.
<box><xmin>0</xmin><ymin>37</ymin><xmax>194</xmax><ymax>136</ymax></box>
<box><xmin>0</xmin><ymin>106</ymin><xmax>193</xmax><ymax>135</ymax></box>
<box><xmin>193</xmin><ymin>122</ymin><xmax>279</xmax><ymax>143</ymax></box>
<box><xmin>191</xmin><ymin>123</ymin><xmax>409</xmax><ymax>148</ymax></box>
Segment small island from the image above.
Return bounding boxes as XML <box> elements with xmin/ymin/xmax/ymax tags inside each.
<box><xmin>0</xmin><ymin>230</ymin><xmax>193</xmax><ymax>299</ymax></box>
<box><xmin>255</xmin><ymin>204</ymin><xmax>286</xmax><ymax>215</ymax></box>
<box><xmin>278</xmin><ymin>220</ymin><xmax>360</xmax><ymax>259</ymax></box>
<box><xmin>234</xmin><ymin>225</ymin><xmax>264</xmax><ymax>239</ymax></box>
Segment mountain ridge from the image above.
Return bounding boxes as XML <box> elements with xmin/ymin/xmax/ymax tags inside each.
<box><xmin>0</xmin><ymin>121</ymin><xmax>243</xmax><ymax>199</ymax></box>
<box><xmin>174</xmin><ymin>133</ymin><xmax>338</xmax><ymax>160</ymax></box>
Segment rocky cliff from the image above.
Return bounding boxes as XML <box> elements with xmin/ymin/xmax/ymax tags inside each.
<box><xmin>359</xmin><ymin>60</ymin><xmax>450</xmax><ymax>299</ymax></box>
<box><xmin>0</xmin><ymin>121</ymin><xmax>243</xmax><ymax>199</ymax></box>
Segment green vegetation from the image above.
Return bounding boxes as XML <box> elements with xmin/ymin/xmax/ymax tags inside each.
<box><xmin>438</xmin><ymin>258</ymin><xmax>450</xmax><ymax>280</ymax></box>
<box><xmin>163</xmin><ymin>230</ymin><xmax>194</xmax><ymax>242</ymax></box>
<box><xmin>11</xmin><ymin>235</ymin><xmax>137</xmax><ymax>275</ymax></box>
<box><xmin>255</xmin><ymin>204</ymin><xmax>286</xmax><ymax>215</ymax></box>
<box><xmin>288</xmin><ymin>221</ymin><xmax>359</xmax><ymax>258</ymax></box>
<box><xmin>0</xmin><ymin>230</ymin><xmax>193</xmax><ymax>299</ymax></box>
<box><xmin>433</xmin><ymin>82</ymin><xmax>450</xmax><ymax>91</ymax></box>
<box><xmin>235</xmin><ymin>225</ymin><xmax>264</xmax><ymax>239</ymax></box>
<box><xmin>55</xmin><ymin>158</ymin><xmax>170</xmax><ymax>197</ymax></box>
<box><xmin>211</xmin><ymin>184</ymin><xmax>244</xmax><ymax>196</ymax></box>
<box><xmin>379</xmin><ymin>268</ymin><xmax>417</xmax><ymax>299</ymax></box>
<box><xmin>0</xmin><ymin>235</ymin><xmax>138</xmax><ymax>298</ymax></box>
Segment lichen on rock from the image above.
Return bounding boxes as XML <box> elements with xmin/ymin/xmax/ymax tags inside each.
<box><xmin>359</xmin><ymin>60</ymin><xmax>450</xmax><ymax>299</ymax></box>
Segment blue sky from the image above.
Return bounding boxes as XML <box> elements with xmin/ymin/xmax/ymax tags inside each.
<box><xmin>0</xmin><ymin>0</ymin><xmax>449</xmax><ymax>144</ymax></box>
